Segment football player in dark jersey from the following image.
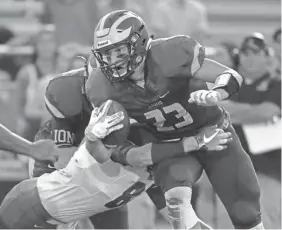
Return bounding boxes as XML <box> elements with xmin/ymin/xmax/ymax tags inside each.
<box><xmin>39</xmin><ymin>61</ymin><xmax>230</xmax><ymax>229</ymax></box>
<box><xmin>85</xmin><ymin>10</ymin><xmax>264</xmax><ymax>229</ymax></box>
<box><xmin>0</xmin><ymin>70</ymin><xmax>230</xmax><ymax>229</ymax></box>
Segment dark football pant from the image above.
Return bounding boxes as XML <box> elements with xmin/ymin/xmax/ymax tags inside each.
<box><xmin>196</xmin><ymin>125</ymin><xmax>261</xmax><ymax>229</ymax></box>
<box><xmin>130</xmin><ymin>124</ymin><xmax>262</xmax><ymax>229</ymax></box>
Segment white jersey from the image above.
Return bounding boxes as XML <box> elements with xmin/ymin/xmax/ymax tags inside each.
<box><xmin>36</xmin><ymin>144</ymin><xmax>153</xmax><ymax>224</ymax></box>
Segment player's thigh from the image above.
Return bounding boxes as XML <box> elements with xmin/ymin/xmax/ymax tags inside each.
<box><xmin>153</xmin><ymin>154</ymin><xmax>203</xmax><ymax>192</ymax></box>
<box><xmin>198</xmin><ymin>124</ymin><xmax>261</xmax><ymax>228</ymax></box>
<box><xmin>0</xmin><ymin>178</ymin><xmax>53</xmax><ymax>229</ymax></box>
<box><xmin>89</xmin><ymin>205</ymin><xmax>129</xmax><ymax>229</ymax></box>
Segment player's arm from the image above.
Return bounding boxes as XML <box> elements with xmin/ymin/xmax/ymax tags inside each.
<box><xmin>111</xmin><ymin>127</ymin><xmax>232</xmax><ymax>168</ymax></box>
<box><xmin>84</xmin><ymin>100</ymin><xmax>125</xmax><ymax>163</ymax></box>
<box><xmin>0</xmin><ymin>123</ymin><xmax>58</xmax><ymax>162</ymax></box>
<box><xmin>181</xmin><ymin>36</ymin><xmax>243</xmax><ymax>103</ymax></box>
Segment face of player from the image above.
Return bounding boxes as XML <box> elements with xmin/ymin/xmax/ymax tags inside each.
<box><xmin>239</xmin><ymin>48</ymin><xmax>268</xmax><ymax>74</ymax></box>
<box><xmin>101</xmin><ymin>44</ymin><xmax>130</xmax><ymax>78</ymax></box>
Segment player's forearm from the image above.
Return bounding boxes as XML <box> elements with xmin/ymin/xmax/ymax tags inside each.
<box><xmin>194</xmin><ymin>59</ymin><xmax>243</xmax><ymax>100</ymax></box>
<box><xmin>0</xmin><ymin>124</ymin><xmax>33</xmax><ymax>156</ymax></box>
<box><xmin>125</xmin><ymin>137</ymin><xmax>198</xmax><ymax>167</ymax></box>
<box><xmin>85</xmin><ymin>139</ymin><xmax>111</xmax><ymax>163</ymax></box>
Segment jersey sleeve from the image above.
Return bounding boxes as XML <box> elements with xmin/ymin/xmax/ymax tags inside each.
<box><xmin>44</xmin><ymin>74</ymin><xmax>86</xmax><ymax>147</ymax></box>
<box><xmin>45</xmin><ymin>77</ymin><xmax>84</xmax><ymax>119</ymax></box>
<box><xmin>180</xmin><ymin>35</ymin><xmax>206</xmax><ymax>76</ymax></box>
<box><xmin>50</xmin><ymin>118</ymin><xmax>77</xmax><ymax>147</ymax></box>
<box><xmin>149</xmin><ymin>36</ymin><xmax>206</xmax><ymax>79</ymax></box>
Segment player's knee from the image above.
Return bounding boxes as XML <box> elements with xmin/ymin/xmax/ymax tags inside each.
<box><xmin>230</xmin><ymin>194</ymin><xmax>262</xmax><ymax>228</ymax></box>
<box><xmin>164</xmin><ymin>187</ymin><xmax>198</xmax><ymax>229</ymax></box>
<box><xmin>166</xmin><ymin>158</ymin><xmax>202</xmax><ymax>190</ymax></box>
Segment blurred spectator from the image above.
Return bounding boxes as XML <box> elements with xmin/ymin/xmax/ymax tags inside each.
<box><xmin>0</xmin><ymin>26</ymin><xmax>20</xmax><ymax>81</ymax></box>
<box><xmin>148</xmin><ymin>0</ymin><xmax>209</xmax><ymax>44</ymax></box>
<box><xmin>40</xmin><ymin>0</ymin><xmax>100</xmax><ymax>46</ymax></box>
<box><xmin>272</xmin><ymin>28</ymin><xmax>281</xmax><ymax>63</ymax></box>
<box><xmin>220</xmin><ymin>33</ymin><xmax>280</xmax><ymax>151</ymax></box>
<box><xmin>96</xmin><ymin>0</ymin><xmax>126</xmax><ymax>15</ymax></box>
<box><xmin>207</xmin><ymin>41</ymin><xmax>239</xmax><ymax>68</ymax></box>
<box><xmin>271</xmin><ymin>27</ymin><xmax>281</xmax><ymax>79</ymax></box>
<box><xmin>219</xmin><ymin>33</ymin><xmax>281</xmax><ymax>228</ymax></box>
<box><xmin>15</xmin><ymin>28</ymin><xmax>58</xmax><ymax>141</ymax></box>
<box><xmin>57</xmin><ymin>42</ymin><xmax>89</xmax><ymax>72</ymax></box>
<box><xmin>0</xmin><ymin>26</ymin><xmax>14</xmax><ymax>45</ymax></box>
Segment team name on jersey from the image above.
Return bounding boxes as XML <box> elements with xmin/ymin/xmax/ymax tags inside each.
<box><xmin>148</xmin><ymin>100</ymin><xmax>163</xmax><ymax>110</ymax></box>
<box><xmin>53</xmin><ymin>130</ymin><xmax>75</xmax><ymax>145</ymax></box>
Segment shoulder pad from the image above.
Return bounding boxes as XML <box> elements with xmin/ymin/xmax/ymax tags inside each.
<box><xmin>148</xmin><ymin>36</ymin><xmax>205</xmax><ymax>78</ymax></box>
<box><xmin>85</xmin><ymin>68</ymin><xmax>114</xmax><ymax>107</ymax></box>
<box><xmin>45</xmin><ymin>72</ymin><xmax>86</xmax><ymax>118</ymax></box>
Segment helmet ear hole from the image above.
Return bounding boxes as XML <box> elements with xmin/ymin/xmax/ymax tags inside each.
<box><xmin>142</xmin><ymin>39</ymin><xmax>146</xmax><ymax>45</ymax></box>
<box><xmin>135</xmin><ymin>56</ymin><xmax>142</xmax><ymax>64</ymax></box>
<box><xmin>131</xmin><ymin>34</ymin><xmax>140</xmax><ymax>43</ymax></box>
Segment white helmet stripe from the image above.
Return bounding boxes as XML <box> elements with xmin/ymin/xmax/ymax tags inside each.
<box><xmin>99</xmin><ymin>12</ymin><xmax>112</xmax><ymax>31</ymax></box>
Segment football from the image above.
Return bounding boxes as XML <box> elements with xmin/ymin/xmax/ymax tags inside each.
<box><xmin>101</xmin><ymin>100</ymin><xmax>130</xmax><ymax>147</ymax></box>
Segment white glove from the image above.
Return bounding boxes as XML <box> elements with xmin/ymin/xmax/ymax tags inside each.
<box><xmin>85</xmin><ymin>100</ymin><xmax>124</xmax><ymax>141</ymax></box>
<box><xmin>188</xmin><ymin>90</ymin><xmax>222</xmax><ymax>106</ymax></box>
<box><xmin>195</xmin><ymin>126</ymin><xmax>232</xmax><ymax>151</ymax></box>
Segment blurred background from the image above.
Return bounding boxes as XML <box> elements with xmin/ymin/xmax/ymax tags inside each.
<box><xmin>0</xmin><ymin>0</ymin><xmax>280</xmax><ymax>229</ymax></box>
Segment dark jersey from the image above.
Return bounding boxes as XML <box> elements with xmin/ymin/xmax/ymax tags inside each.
<box><xmin>86</xmin><ymin>35</ymin><xmax>224</xmax><ymax>139</ymax></box>
<box><xmin>44</xmin><ymin>68</ymin><xmax>92</xmax><ymax>147</ymax></box>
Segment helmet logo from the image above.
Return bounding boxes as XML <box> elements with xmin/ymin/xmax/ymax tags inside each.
<box><xmin>97</xmin><ymin>40</ymin><xmax>111</xmax><ymax>48</ymax></box>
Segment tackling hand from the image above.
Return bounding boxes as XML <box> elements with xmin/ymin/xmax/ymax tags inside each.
<box><xmin>188</xmin><ymin>90</ymin><xmax>222</xmax><ymax>106</ymax></box>
<box><xmin>30</xmin><ymin>139</ymin><xmax>60</xmax><ymax>162</ymax></box>
<box><xmin>195</xmin><ymin>125</ymin><xmax>232</xmax><ymax>151</ymax></box>
<box><xmin>85</xmin><ymin>100</ymin><xmax>124</xmax><ymax>141</ymax></box>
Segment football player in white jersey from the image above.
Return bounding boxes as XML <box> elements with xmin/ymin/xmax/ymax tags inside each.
<box><xmin>0</xmin><ymin>100</ymin><xmax>230</xmax><ymax>229</ymax></box>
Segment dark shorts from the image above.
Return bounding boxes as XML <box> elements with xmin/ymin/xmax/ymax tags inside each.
<box><xmin>0</xmin><ymin>178</ymin><xmax>55</xmax><ymax>229</ymax></box>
